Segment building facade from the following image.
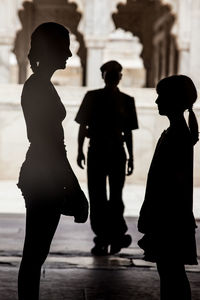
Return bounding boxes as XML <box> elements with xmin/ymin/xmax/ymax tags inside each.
<box><xmin>0</xmin><ymin>0</ymin><xmax>200</xmax><ymax>88</ymax></box>
<box><xmin>0</xmin><ymin>0</ymin><xmax>200</xmax><ymax>187</ymax></box>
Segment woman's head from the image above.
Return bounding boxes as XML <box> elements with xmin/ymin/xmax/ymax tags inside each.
<box><xmin>156</xmin><ymin>75</ymin><xmax>199</xmax><ymax>145</ymax></box>
<box><xmin>156</xmin><ymin>75</ymin><xmax>197</xmax><ymax>116</ymax></box>
<box><xmin>28</xmin><ymin>22</ymin><xmax>72</xmax><ymax>72</ymax></box>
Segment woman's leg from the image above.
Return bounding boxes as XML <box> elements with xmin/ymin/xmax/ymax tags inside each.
<box><xmin>18</xmin><ymin>202</ymin><xmax>60</xmax><ymax>300</ymax></box>
<box><xmin>157</xmin><ymin>261</ymin><xmax>191</xmax><ymax>300</ymax></box>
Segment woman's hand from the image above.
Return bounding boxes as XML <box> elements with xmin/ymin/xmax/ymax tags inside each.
<box><xmin>126</xmin><ymin>158</ymin><xmax>134</xmax><ymax>176</ymax></box>
<box><xmin>77</xmin><ymin>151</ymin><xmax>85</xmax><ymax>169</ymax></box>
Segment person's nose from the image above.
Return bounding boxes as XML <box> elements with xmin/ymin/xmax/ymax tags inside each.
<box><xmin>68</xmin><ymin>49</ymin><xmax>72</xmax><ymax>58</ymax></box>
<box><xmin>155</xmin><ymin>96</ymin><xmax>159</xmax><ymax>105</ymax></box>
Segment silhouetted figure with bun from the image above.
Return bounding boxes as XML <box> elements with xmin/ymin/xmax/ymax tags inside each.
<box><xmin>138</xmin><ymin>75</ymin><xmax>199</xmax><ymax>300</ymax></box>
<box><xmin>75</xmin><ymin>61</ymin><xmax>138</xmax><ymax>255</ymax></box>
<box><xmin>17</xmin><ymin>22</ymin><xmax>74</xmax><ymax>300</ymax></box>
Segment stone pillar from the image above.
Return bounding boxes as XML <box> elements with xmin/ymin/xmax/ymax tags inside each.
<box><xmin>153</xmin><ymin>43</ymin><xmax>159</xmax><ymax>85</ymax></box>
<box><xmin>188</xmin><ymin>0</ymin><xmax>200</xmax><ymax>88</ymax></box>
<box><xmin>160</xmin><ymin>38</ymin><xmax>167</xmax><ymax>79</ymax></box>
<box><xmin>79</xmin><ymin>0</ymin><xmax>122</xmax><ymax>87</ymax></box>
<box><xmin>0</xmin><ymin>41</ymin><xmax>13</xmax><ymax>83</ymax></box>
<box><xmin>177</xmin><ymin>41</ymin><xmax>190</xmax><ymax>74</ymax></box>
<box><xmin>168</xmin><ymin>36</ymin><xmax>175</xmax><ymax>76</ymax></box>
<box><xmin>0</xmin><ymin>0</ymin><xmax>22</xmax><ymax>83</ymax></box>
<box><xmin>176</xmin><ymin>0</ymin><xmax>192</xmax><ymax>75</ymax></box>
<box><xmin>85</xmin><ymin>39</ymin><xmax>105</xmax><ymax>87</ymax></box>
<box><xmin>153</xmin><ymin>28</ymin><xmax>166</xmax><ymax>85</ymax></box>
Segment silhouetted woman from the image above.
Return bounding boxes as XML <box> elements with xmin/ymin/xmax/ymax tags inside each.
<box><xmin>138</xmin><ymin>75</ymin><xmax>198</xmax><ymax>300</ymax></box>
<box><xmin>17</xmin><ymin>23</ymin><xmax>72</xmax><ymax>299</ymax></box>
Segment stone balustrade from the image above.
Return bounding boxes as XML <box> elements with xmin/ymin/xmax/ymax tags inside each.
<box><xmin>0</xmin><ymin>84</ymin><xmax>199</xmax><ymax>186</ymax></box>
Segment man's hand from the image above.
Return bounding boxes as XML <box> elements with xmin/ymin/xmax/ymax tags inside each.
<box><xmin>77</xmin><ymin>151</ymin><xmax>85</xmax><ymax>169</ymax></box>
<box><xmin>126</xmin><ymin>158</ymin><xmax>134</xmax><ymax>176</ymax></box>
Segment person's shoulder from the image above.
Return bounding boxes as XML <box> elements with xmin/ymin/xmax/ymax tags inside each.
<box><xmin>83</xmin><ymin>89</ymin><xmax>104</xmax><ymax>102</ymax></box>
<box><xmin>86</xmin><ymin>89</ymin><xmax>104</xmax><ymax>96</ymax></box>
<box><xmin>119</xmin><ymin>90</ymin><xmax>135</xmax><ymax>101</ymax></box>
<box><xmin>118</xmin><ymin>91</ymin><xmax>136</xmax><ymax>109</ymax></box>
<box><xmin>170</xmin><ymin>121</ymin><xmax>192</xmax><ymax>145</ymax></box>
<box><xmin>25</xmin><ymin>73</ymin><xmax>40</xmax><ymax>85</ymax></box>
<box><xmin>21</xmin><ymin>75</ymin><xmax>34</xmax><ymax>97</ymax></box>
<box><xmin>21</xmin><ymin>74</ymin><xmax>46</xmax><ymax>104</ymax></box>
<box><xmin>180</xmin><ymin>122</ymin><xmax>193</xmax><ymax>143</ymax></box>
<box><xmin>22</xmin><ymin>74</ymin><xmax>40</xmax><ymax>93</ymax></box>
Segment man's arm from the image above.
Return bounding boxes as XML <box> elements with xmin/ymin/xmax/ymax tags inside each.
<box><xmin>77</xmin><ymin>124</ymin><xmax>88</xmax><ymax>169</ymax></box>
<box><xmin>124</xmin><ymin>130</ymin><xmax>134</xmax><ymax>176</ymax></box>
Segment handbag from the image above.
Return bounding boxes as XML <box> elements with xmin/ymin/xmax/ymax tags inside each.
<box><xmin>60</xmin><ymin>160</ymin><xmax>89</xmax><ymax>223</ymax></box>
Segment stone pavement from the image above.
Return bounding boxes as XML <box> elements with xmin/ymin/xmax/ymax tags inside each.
<box><xmin>0</xmin><ymin>214</ymin><xmax>199</xmax><ymax>300</ymax></box>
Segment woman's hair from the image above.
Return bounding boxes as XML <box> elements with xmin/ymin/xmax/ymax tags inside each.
<box><xmin>28</xmin><ymin>22</ymin><xmax>69</xmax><ymax>73</ymax></box>
<box><xmin>156</xmin><ymin>75</ymin><xmax>199</xmax><ymax>145</ymax></box>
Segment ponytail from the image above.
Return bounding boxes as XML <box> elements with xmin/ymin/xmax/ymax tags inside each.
<box><xmin>188</xmin><ymin>107</ymin><xmax>199</xmax><ymax>145</ymax></box>
<box><xmin>156</xmin><ymin>75</ymin><xmax>199</xmax><ymax>145</ymax></box>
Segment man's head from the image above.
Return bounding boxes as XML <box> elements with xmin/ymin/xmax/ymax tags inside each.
<box><xmin>100</xmin><ymin>60</ymin><xmax>122</xmax><ymax>87</ymax></box>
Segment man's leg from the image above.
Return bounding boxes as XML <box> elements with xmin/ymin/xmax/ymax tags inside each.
<box><xmin>87</xmin><ymin>148</ymin><xmax>110</xmax><ymax>254</ymax></box>
<box><xmin>108</xmin><ymin>149</ymin><xmax>131</xmax><ymax>253</ymax></box>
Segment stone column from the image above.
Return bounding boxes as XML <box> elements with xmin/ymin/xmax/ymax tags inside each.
<box><xmin>0</xmin><ymin>40</ymin><xmax>13</xmax><ymax>83</ymax></box>
<box><xmin>168</xmin><ymin>36</ymin><xmax>175</xmax><ymax>76</ymax></box>
<box><xmin>0</xmin><ymin>0</ymin><xmax>22</xmax><ymax>83</ymax></box>
<box><xmin>153</xmin><ymin>28</ymin><xmax>166</xmax><ymax>85</ymax></box>
<box><xmin>188</xmin><ymin>0</ymin><xmax>200</xmax><ymax>88</ymax></box>
<box><xmin>78</xmin><ymin>0</ymin><xmax>123</xmax><ymax>87</ymax></box>
<box><xmin>85</xmin><ymin>38</ymin><xmax>105</xmax><ymax>87</ymax></box>
<box><xmin>177</xmin><ymin>41</ymin><xmax>190</xmax><ymax>74</ymax></box>
<box><xmin>160</xmin><ymin>38</ymin><xmax>167</xmax><ymax>79</ymax></box>
<box><xmin>176</xmin><ymin>0</ymin><xmax>192</xmax><ymax>75</ymax></box>
<box><xmin>153</xmin><ymin>43</ymin><xmax>159</xmax><ymax>85</ymax></box>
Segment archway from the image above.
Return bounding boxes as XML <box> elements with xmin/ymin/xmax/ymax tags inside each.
<box><xmin>113</xmin><ymin>0</ymin><xmax>178</xmax><ymax>87</ymax></box>
<box><xmin>13</xmin><ymin>0</ymin><xmax>87</xmax><ymax>85</ymax></box>
<box><xmin>103</xmin><ymin>28</ymin><xmax>146</xmax><ymax>88</ymax></box>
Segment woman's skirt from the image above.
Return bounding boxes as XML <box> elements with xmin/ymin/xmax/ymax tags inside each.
<box><xmin>138</xmin><ymin>229</ymin><xmax>198</xmax><ymax>265</ymax></box>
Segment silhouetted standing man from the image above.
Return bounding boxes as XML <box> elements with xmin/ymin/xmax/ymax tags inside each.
<box><xmin>75</xmin><ymin>61</ymin><xmax>138</xmax><ymax>255</ymax></box>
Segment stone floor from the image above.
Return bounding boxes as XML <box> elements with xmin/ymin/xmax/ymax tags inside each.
<box><xmin>0</xmin><ymin>214</ymin><xmax>199</xmax><ymax>300</ymax></box>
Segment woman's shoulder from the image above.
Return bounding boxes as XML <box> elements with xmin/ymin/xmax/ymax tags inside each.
<box><xmin>164</xmin><ymin>121</ymin><xmax>193</xmax><ymax>156</ymax></box>
<box><xmin>22</xmin><ymin>74</ymin><xmax>39</xmax><ymax>95</ymax></box>
<box><xmin>173</xmin><ymin>120</ymin><xmax>192</xmax><ymax>143</ymax></box>
<box><xmin>22</xmin><ymin>74</ymin><xmax>48</xmax><ymax>100</ymax></box>
<box><xmin>24</xmin><ymin>74</ymin><xmax>39</xmax><ymax>87</ymax></box>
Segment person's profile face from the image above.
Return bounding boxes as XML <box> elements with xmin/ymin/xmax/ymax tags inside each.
<box><xmin>49</xmin><ymin>35</ymin><xmax>72</xmax><ymax>70</ymax></box>
<box><xmin>155</xmin><ymin>93</ymin><xmax>171</xmax><ymax>116</ymax></box>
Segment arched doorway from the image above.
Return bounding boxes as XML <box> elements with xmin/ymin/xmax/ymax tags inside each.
<box><xmin>103</xmin><ymin>28</ymin><xmax>146</xmax><ymax>88</ymax></box>
<box><xmin>113</xmin><ymin>0</ymin><xmax>178</xmax><ymax>87</ymax></box>
<box><xmin>13</xmin><ymin>0</ymin><xmax>87</xmax><ymax>85</ymax></box>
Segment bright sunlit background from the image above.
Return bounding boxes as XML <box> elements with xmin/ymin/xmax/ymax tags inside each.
<box><xmin>0</xmin><ymin>0</ymin><xmax>200</xmax><ymax>218</ymax></box>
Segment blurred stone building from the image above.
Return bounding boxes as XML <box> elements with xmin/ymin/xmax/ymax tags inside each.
<box><xmin>1</xmin><ymin>0</ymin><xmax>200</xmax><ymax>88</ymax></box>
<box><xmin>0</xmin><ymin>0</ymin><xmax>200</xmax><ymax>186</ymax></box>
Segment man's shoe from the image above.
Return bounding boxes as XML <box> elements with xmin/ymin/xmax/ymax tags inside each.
<box><xmin>91</xmin><ymin>245</ymin><xmax>108</xmax><ymax>256</ymax></box>
<box><xmin>110</xmin><ymin>234</ymin><xmax>132</xmax><ymax>255</ymax></box>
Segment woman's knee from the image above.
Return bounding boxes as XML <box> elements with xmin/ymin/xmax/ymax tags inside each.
<box><xmin>22</xmin><ymin>243</ymin><xmax>50</xmax><ymax>267</ymax></box>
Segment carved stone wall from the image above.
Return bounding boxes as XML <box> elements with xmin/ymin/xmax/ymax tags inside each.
<box><xmin>103</xmin><ymin>29</ymin><xmax>146</xmax><ymax>87</ymax></box>
<box><xmin>0</xmin><ymin>0</ymin><xmax>23</xmax><ymax>83</ymax></box>
<box><xmin>113</xmin><ymin>0</ymin><xmax>176</xmax><ymax>87</ymax></box>
<box><xmin>1</xmin><ymin>0</ymin><xmax>200</xmax><ymax>87</ymax></box>
<box><xmin>0</xmin><ymin>84</ymin><xmax>200</xmax><ymax>187</ymax></box>
<box><xmin>14</xmin><ymin>0</ymin><xmax>86</xmax><ymax>84</ymax></box>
